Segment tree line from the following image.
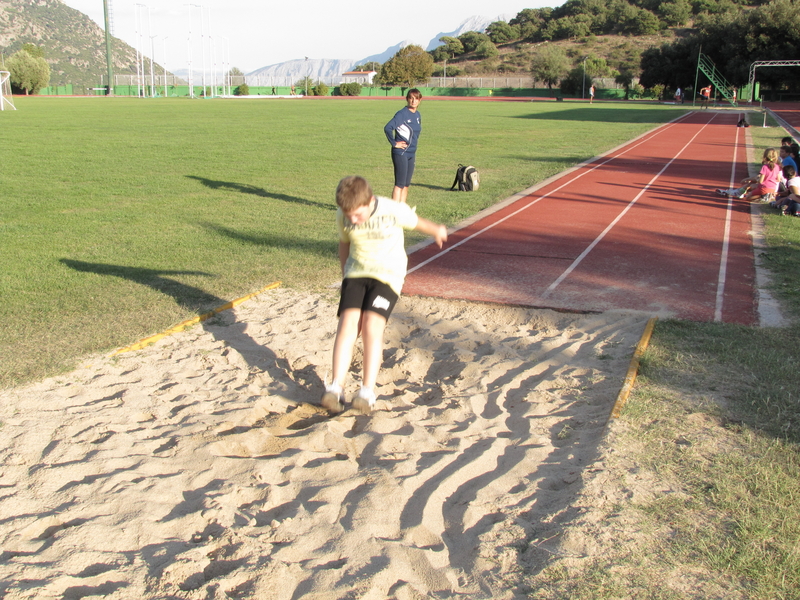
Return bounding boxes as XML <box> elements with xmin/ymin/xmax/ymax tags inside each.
<box><xmin>366</xmin><ymin>0</ymin><xmax>798</xmax><ymax>99</ymax></box>
<box><xmin>641</xmin><ymin>0</ymin><xmax>800</xmax><ymax>94</ymax></box>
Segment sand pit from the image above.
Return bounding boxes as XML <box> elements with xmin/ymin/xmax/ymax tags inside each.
<box><xmin>0</xmin><ymin>288</ymin><xmax>650</xmax><ymax>599</ymax></box>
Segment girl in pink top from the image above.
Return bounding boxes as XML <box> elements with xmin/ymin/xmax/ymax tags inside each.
<box><xmin>719</xmin><ymin>148</ymin><xmax>781</xmax><ymax>200</ymax></box>
<box><xmin>744</xmin><ymin>148</ymin><xmax>782</xmax><ymax>201</ymax></box>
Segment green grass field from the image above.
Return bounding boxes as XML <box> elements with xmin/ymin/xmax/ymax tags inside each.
<box><xmin>0</xmin><ymin>96</ymin><xmax>686</xmax><ymax>386</ymax></box>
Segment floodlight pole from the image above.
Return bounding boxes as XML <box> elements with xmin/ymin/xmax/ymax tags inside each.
<box><xmin>692</xmin><ymin>45</ymin><xmax>702</xmax><ymax>108</ymax></box>
<box><xmin>147</xmin><ymin>5</ymin><xmax>155</xmax><ymax>97</ymax></box>
<box><xmin>150</xmin><ymin>35</ymin><xmax>157</xmax><ymax>96</ymax></box>
<box><xmin>206</xmin><ymin>6</ymin><xmax>216</xmax><ymax>97</ymax></box>
<box><xmin>134</xmin><ymin>5</ymin><xmax>142</xmax><ymax>96</ymax></box>
<box><xmin>135</xmin><ymin>4</ymin><xmax>150</xmax><ymax>97</ymax></box>
<box><xmin>185</xmin><ymin>4</ymin><xmax>194</xmax><ymax>97</ymax></box>
<box><xmin>211</xmin><ymin>35</ymin><xmax>218</xmax><ymax>96</ymax></box>
<box><xmin>198</xmin><ymin>4</ymin><xmax>207</xmax><ymax>97</ymax></box>
<box><xmin>582</xmin><ymin>57</ymin><xmax>586</xmax><ymax>99</ymax></box>
<box><xmin>162</xmin><ymin>36</ymin><xmax>168</xmax><ymax>96</ymax></box>
<box><xmin>220</xmin><ymin>36</ymin><xmax>230</xmax><ymax>95</ymax></box>
<box><xmin>305</xmin><ymin>56</ymin><xmax>309</xmax><ymax>95</ymax></box>
<box><xmin>102</xmin><ymin>0</ymin><xmax>114</xmax><ymax>95</ymax></box>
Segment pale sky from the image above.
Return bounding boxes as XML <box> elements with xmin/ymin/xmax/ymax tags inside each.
<box><xmin>60</xmin><ymin>0</ymin><xmax>557</xmax><ymax>73</ymax></box>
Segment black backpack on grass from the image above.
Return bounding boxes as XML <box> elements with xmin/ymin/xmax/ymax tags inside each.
<box><xmin>450</xmin><ymin>164</ymin><xmax>480</xmax><ymax>191</ymax></box>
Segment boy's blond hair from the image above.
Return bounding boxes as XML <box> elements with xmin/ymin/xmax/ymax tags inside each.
<box><xmin>762</xmin><ymin>148</ymin><xmax>779</xmax><ymax>169</ymax></box>
<box><xmin>336</xmin><ymin>176</ymin><xmax>373</xmax><ymax>211</ymax></box>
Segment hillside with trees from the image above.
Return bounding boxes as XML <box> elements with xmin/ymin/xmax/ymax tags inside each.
<box><xmin>0</xmin><ymin>0</ymin><xmax>144</xmax><ymax>93</ymax></box>
<box><xmin>375</xmin><ymin>0</ymin><xmax>799</xmax><ymax>100</ymax></box>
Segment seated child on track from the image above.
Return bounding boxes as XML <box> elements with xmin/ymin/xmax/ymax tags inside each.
<box><xmin>771</xmin><ymin>164</ymin><xmax>800</xmax><ymax>216</ymax></box>
<box><xmin>717</xmin><ymin>148</ymin><xmax>781</xmax><ymax>201</ymax></box>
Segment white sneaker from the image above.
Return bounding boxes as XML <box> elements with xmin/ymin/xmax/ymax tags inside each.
<box><xmin>321</xmin><ymin>384</ymin><xmax>344</xmax><ymax>413</ymax></box>
<box><xmin>352</xmin><ymin>387</ymin><xmax>376</xmax><ymax>414</ymax></box>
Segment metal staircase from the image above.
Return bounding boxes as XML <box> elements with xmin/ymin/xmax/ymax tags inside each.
<box><xmin>697</xmin><ymin>53</ymin><xmax>737</xmax><ymax>106</ymax></box>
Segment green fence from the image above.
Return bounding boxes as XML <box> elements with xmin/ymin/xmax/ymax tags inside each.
<box><xmin>39</xmin><ymin>85</ymin><xmax>75</xmax><ymax>95</ymax></box>
<box><xmin>35</xmin><ymin>84</ymin><xmax>629</xmax><ymax>100</ymax></box>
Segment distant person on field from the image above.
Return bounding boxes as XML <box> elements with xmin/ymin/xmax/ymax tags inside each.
<box><xmin>320</xmin><ymin>175</ymin><xmax>447</xmax><ymax>414</ymax></box>
<box><xmin>717</xmin><ymin>148</ymin><xmax>781</xmax><ymax>201</ymax></box>
<box><xmin>589</xmin><ymin>84</ymin><xmax>595</xmax><ymax>104</ymax></box>
<box><xmin>675</xmin><ymin>87</ymin><xmax>682</xmax><ymax>103</ymax></box>
<box><xmin>700</xmin><ymin>85</ymin><xmax>711</xmax><ymax>109</ymax></box>
<box><xmin>272</xmin><ymin>86</ymin><xmax>276</xmax><ymax>95</ymax></box>
<box><xmin>384</xmin><ymin>88</ymin><xmax>422</xmax><ymax>204</ymax></box>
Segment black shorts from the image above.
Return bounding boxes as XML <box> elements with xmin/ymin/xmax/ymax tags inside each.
<box><xmin>338</xmin><ymin>277</ymin><xmax>399</xmax><ymax>320</ymax></box>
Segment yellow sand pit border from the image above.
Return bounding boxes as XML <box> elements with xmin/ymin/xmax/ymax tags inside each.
<box><xmin>111</xmin><ymin>281</ymin><xmax>282</xmax><ymax>356</ymax></box>
<box><xmin>610</xmin><ymin>316</ymin><xmax>657</xmax><ymax>419</ymax></box>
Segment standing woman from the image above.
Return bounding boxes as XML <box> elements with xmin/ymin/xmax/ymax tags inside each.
<box><xmin>384</xmin><ymin>89</ymin><xmax>422</xmax><ymax>203</ymax></box>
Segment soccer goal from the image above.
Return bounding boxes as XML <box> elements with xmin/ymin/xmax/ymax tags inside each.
<box><xmin>1</xmin><ymin>71</ymin><xmax>16</xmax><ymax>111</ymax></box>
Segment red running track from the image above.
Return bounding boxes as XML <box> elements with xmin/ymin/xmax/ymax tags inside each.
<box><xmin>765</xmin><ymin>102</ymin><xmax>800</xmax><ymax>129</ymax></box>
<box><xmin>405</xmin><ymin>111</ymin><xmax>758</xmax><ymax>325</ymax></box>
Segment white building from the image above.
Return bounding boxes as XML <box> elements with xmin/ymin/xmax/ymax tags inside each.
<box><xmin>340</xmin><ymin>70</ymin><xmax>378</xmax><ymax>85</ymax></box>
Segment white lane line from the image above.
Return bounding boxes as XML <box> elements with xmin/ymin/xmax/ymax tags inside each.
<box><xmin>542</xmin><ymin>114</ymin><xmax>718</xmax><ymax>298</ymax></box>
<box><xmin>714</xmin><ymin>121</ymin><xmax>742</xmax><ymax>321</ymax></box>
<box><xmin>407</xmin><ymin>113</ymin><xmax>698</xmax><ymax>276</ymax></box>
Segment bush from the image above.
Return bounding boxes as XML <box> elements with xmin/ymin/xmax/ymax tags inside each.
<box><xmin>432</xmin><ymin>66</ymin><xmax>463</xmax><ymax>77</ymax></box>
<box><xmin>233</xmin><ymin>84</ymin><xmax>250</xmax><ymax>96</ymax></box>
<box><xmin>312</xmin><ymin>81</ymin><xmax>329</xmax><ymax>96</ymax></box>
<box><xmin>650</xmin><ymin>83</ymin><xmax>666</xmax><ymax>100</ymax></box>
<box><xmin>560</xmin><ymin>67</ymin><xmax>592</xmax><ymax>97</ymax></box>
<box><xmin>339</xmin><ymin>82</ymin><xmax>362</xmax><ymax>96</ymax></box>
<box><xmin>475</xmin><ymin>40</ymin><xmax>499</xmax><ymax>59</ymax></box>
<box><xmin>7</xmin><ymin>48</ymin><xmax>50</xmax><ymax>95</ymax></box>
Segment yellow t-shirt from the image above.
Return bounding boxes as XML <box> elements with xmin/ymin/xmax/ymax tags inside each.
<box><xmin>337</xmin><ymin>197</ymin><xmax>419</xmax><ymax>295</ymax></box>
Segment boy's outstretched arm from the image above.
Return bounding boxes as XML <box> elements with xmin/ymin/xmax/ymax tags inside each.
<box><xmin>339</xmin><ymin>242</ymin><xmax>350</xmax><ymax>276</ymax></box>
<box><xmin>414</xmin><ymin>217</ymin><xmax>448</xmax><ymax>248</ymax></box>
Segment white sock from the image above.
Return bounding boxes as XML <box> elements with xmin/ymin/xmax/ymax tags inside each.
<box><xmin>359</xmin><ymin>386</ymin><xmax>376</xmax><ymax>402</ymax></box>
<box><xmin>327</xmin><ymin>382</ymin><xmax>342</xmax><ymax>395</ymax></box>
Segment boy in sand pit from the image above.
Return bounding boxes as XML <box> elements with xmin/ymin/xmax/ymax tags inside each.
<box><xmin>321</xmin><ymin>175</ymin><xmax>447</xmax><ymax>414</ymax></box>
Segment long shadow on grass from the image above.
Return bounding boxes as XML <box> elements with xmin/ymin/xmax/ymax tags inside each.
<box><xmin>199</xmin><ymin>222</ymin><xmax>335</xmax><ymax>258</ymax></box>
<box><xmin>414</xmin><ymin>182</ymin><xmax>454</xmax><ymax>192</ymax></box>
<box><xmin>59</xmin><ymin>259</ymin><xmax>317</xmax><ymax>402</ymax></box>
<box><xmin>187</xmin><ymin>175</ymin><xmax>335</xmax><ymax>211</ymax></box>
<box><xmin>512</xmin><ymin>107</ymin><xmax>687</xmax><ymax>123</ymax></box>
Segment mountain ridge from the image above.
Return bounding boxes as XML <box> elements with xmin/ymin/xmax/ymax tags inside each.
<box><xmin>1</xmin><ymin>1</ymin><xmax>512</xmax><ymax>91</ymax></box>
<box><xmin>247</xmin><ymin>14</ymin><xmax>510</xmax><ymax>80</ymax></box>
